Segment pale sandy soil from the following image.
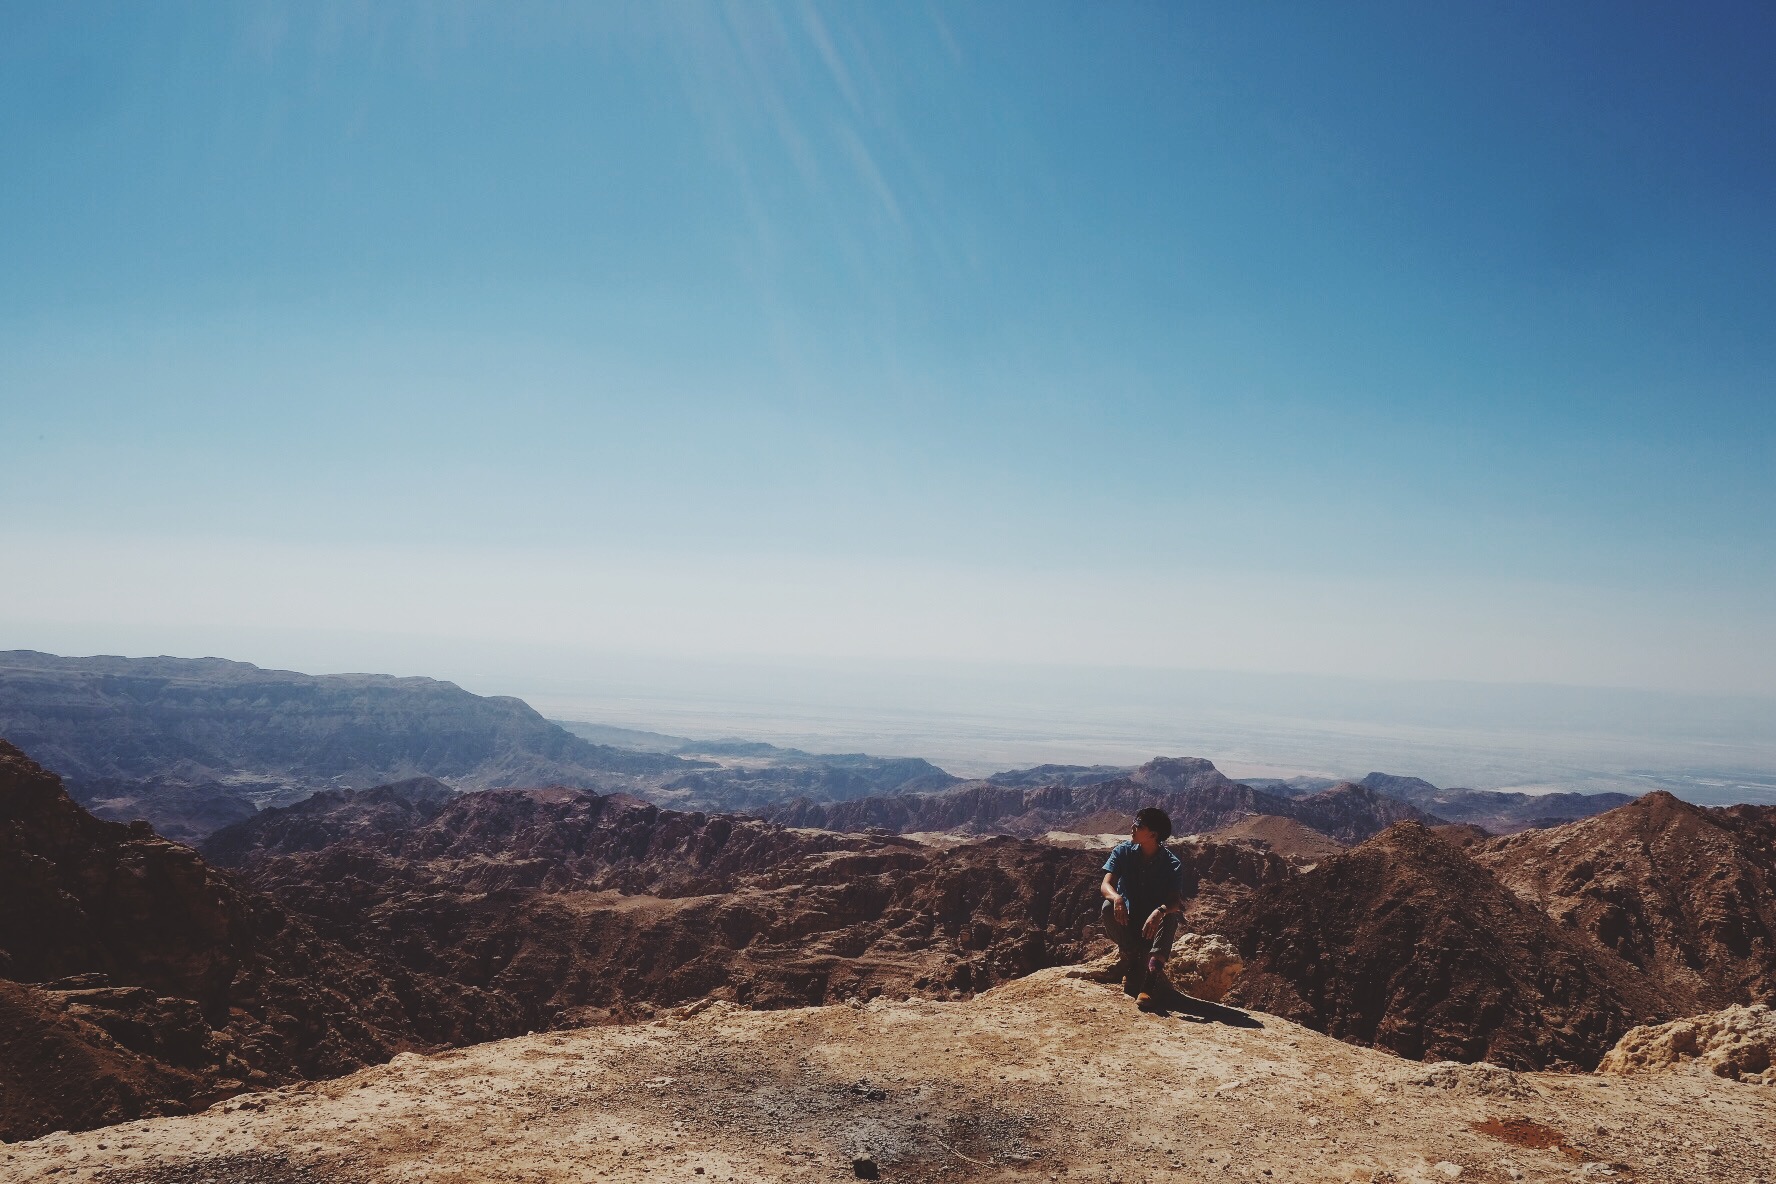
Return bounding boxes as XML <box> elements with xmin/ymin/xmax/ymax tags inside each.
<box><xmin>6</xmin><ymin>970</ymin><xmax>1771</xmax><ymax>1184</ymax></box>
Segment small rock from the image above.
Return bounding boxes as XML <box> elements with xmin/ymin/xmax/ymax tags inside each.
<box><xmin>1434</xmin><ymin>1163</ymin><xmax>1462</xmax><ymax>1179</ymax></box>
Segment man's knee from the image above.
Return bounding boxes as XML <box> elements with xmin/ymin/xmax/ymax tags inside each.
<box><xmin>1148</xmin><ymin>913</ymin><xmax>1181</xmax><ymax>957</ymax></box>
<box><xmin>1100</xmin><ymin>898</ymin><xmax>1131</xmax><ymax>942</ymax></box>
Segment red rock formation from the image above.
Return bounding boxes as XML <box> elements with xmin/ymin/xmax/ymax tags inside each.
<box><xmin>1477</xmin><ymin>791</ymin><xmax>1776</xmax><ymax>1012</ymax></box>
<box><xmin>211</xmin><ymin>782</ymin><xmax>1300</xmax><ymax>1029</ymax></box>
<box><xmin>1226</xmin><ymin>821</ymin><xmax>1664</xmax><ymax>1069</ymax></box>
<box><xmin>224</xmin><ymin>789</ymin><xmax>1115</xmax><ymax>1023</ymax></box>
<box><xmin>0</xmin><ymin>740</ymin><xmax>523</xmax><ymax>1140</ymax></box>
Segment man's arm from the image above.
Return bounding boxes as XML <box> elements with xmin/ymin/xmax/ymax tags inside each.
<box><xmin>1100</xmin><ymin>872</ymin><xmax>1128</xmax><ymax>922</ymax></box>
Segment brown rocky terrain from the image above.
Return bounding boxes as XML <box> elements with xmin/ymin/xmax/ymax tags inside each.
<box><xmin>1224</xmin><ymin>793</ymin><xmax>1776</xmax><ymax>1072</ymax></box>
<box><xmin>0</xmin><ymin>743</ymin><xmax>1305</xmax><ymax>1146</ymax></box>
<box><xmin>197</xmin><ymin>778</ymin><xmax>460</xmax><ymax>866</ymax></box>
<box><xmin>1226</xmin><ymin>822</ymin><xmax>1667</xmax><ymax>1069</ymax></box>
<box><xmin>197</xmin><ymin>771</ymin><xmax>1776</xmax><ymax>1087</ymax></box>
<box><xmin>206</xmin><ymin>782</ymin><xmax>1295</xmax><ymax>1026</ymax></box>
<box><xmin>1286</xmin><ymin>781</ymin><xmax>1442</xmax><ymax>845</ymax></box>
<box><xmin>7</xmin><ymin>972</ymin><xmax>1773</xmax><ymax>1184</ymax></box>
<box><xmin>1477</xmin><ymin>791</ymin><xmax>1776</xmax><ymax>1013</ymax></box>
<box><xmin>0</xmin><ymin>740</ymin><xmax>527</xmax><ymax>1142</ymax></box>
<box><xmin>1207</xmin><ymin>813</ymin><xmax>1347</xmax><ymax>864</ymax></box>
<box><xmin>15</xmin><ymin>716</ymin><xmax>1776</xmax><ymax>1160</ymax></box>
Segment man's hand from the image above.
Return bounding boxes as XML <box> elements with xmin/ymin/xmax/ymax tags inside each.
<box><xmin>1142</xmin><ymin>906</ymin><xmax>1167</xmax><ymax>940</ymax></box>
<box><xmin>1112</xmin><ymin>894</ymin><xmax>1129</xmax><ymax>925</ymax></box>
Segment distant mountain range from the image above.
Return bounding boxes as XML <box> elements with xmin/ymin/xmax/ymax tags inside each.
<box><xmin>0</xmin><ymin>651</ymin><xmax>1639</xmax><ymax>847</ymax></box>
<box><xmin>0</xmin><ymin>651</ymin><xmax>700</xmax><ymax>840</ymax></box>
<box><xmin>764</xmin><ymin>757</ymin><xmax>1440</xmax><ymax>845</ymax></box>
<box><xmin>1356</xmin><ymin>770</ymin><xmax>1635</xmax><ymax>833</ymax></box>
<box><xmin>1242</xmin><ymin>769</ymin><xmax>1634</xmax><ymax>834</ymax></box>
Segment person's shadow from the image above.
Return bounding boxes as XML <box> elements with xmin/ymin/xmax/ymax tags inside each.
<box><xmin>1142</xmin><ymin>984</ymin><xmax>1264</xmax><ymax>1028</ymax></box>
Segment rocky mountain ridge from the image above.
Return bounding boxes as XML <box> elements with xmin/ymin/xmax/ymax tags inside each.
<box><xmin>766</xmin><ymin>757</ymin><xmax>1441</xmax><ymax>845</ymax></box>
<box><xmin>1226</xmin><ymin>792</ymin><xmax>1776</xmax><ymax>1071</ymax></box>
<box><xmin>1477</xmin><ymin>791</ymin><xmax>1776</xmax><ymax>1013</ymax></box>
<box><xmin>1227</xmin><ymin>821</ymin><xmax>1666</xmax><ymax>1069</ymax></box>
<box><xmin>205</xmin><ymin>777</ymin><xmax>1295</xmax><ymax>1024</ymax></box>
<box><xmin>0</xmin><ymin>651</ymin><xmax>703</xmax><ymax>840</ymax></box>
<box><xmin>0</xmin><ymin>741</ymin><xmax>524</xmax><ymax>1141</ymax></box>
<box><xmin>1359</xmin><ymin>770</ymin><xmax>1636</xmax><ymax>833</ymax></box>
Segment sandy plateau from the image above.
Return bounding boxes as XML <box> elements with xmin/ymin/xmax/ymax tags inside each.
<box><xmin>7</xmin><ymin>971</ymin><xmax>1771</xmax><ymax>1184</ymax></box>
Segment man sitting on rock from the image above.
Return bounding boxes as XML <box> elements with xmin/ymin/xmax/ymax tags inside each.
<box><xmin>1100</xmin><ymin>807</ymin><xmax>1185</xmax><ymax>1010</ymax></box>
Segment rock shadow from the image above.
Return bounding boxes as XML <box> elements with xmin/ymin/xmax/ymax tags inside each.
<box><xmin>1141</xmin><ymin>986</ymin><xmax>1263</xmax><ymax>1028</ymax></box>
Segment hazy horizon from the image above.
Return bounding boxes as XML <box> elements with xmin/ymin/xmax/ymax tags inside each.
<box><xmin>7</xmin><ymin>636</ymin><xmax>1774</xmax><ymax>806</ymax></box>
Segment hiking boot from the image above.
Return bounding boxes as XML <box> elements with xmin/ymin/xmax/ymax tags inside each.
<box><xmin>1122</xmin><ymin>962</ymin><xmax>1146</xmax><ymax>998</ymax></box>
<box><xmin>1137</xmin><ymin>961</ymin><xmax>1167</xmax><ymax>1011</ymax></box>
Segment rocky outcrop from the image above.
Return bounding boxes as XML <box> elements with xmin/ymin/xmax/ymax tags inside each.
<box><xmin>1597</xmin><ymin>1004</ymin><xmax>1776</xmax><ymax>1084</ymax></box>
<box><xmin>1226</xmin><ymin>822</ymin><xmax>1664</xmax><ymax>1069</ymax></box>
<box><xmin>1165</xmin><ymin>933</ymin><xmax>1243</xmax><ymax>1002</ymax></box>
<box><xmin>0</xmin><ymin>740</ymin><xmax>523</xmax><ymax>1140</ymax></box>
<box><xmin>0</xmin><ymin>978</ymin><xmax>214</xmax><ymax>1142</ymax></box>
<box><xmin>0</xmin><ymin>650</ymin><xmax>701</xmax><ymax>840</ymax></box>
<box><xmin>14</xmin><ymin>969</ymin><xmax>1776</xmax><ymax>1184</ymax></box>
<box><xmin>1477</xmin><ymin>791</ymin><xmax>1776</xmax><ymax>1014</ymax></box>
<box><xmin>1207</xmin><ymin>793</ymin><xmax>1776</xmax><ymax>1072</ymax></box>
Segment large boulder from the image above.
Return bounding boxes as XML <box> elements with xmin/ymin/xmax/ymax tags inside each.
<box><xmin>1597</xmin><ymin>1004</ymin><xmax>1776</xmax><ymax>1085</ymax></box>
<box><xmin>1165</xmin><ymin>933</ymin><xmax>1243</xmax><ymax>1002</ymax></box>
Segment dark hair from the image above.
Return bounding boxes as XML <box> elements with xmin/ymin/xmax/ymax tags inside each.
<box><xmin>1135</xmin><ymin>807</ymin><xmax>1173</xmax><ymax>843</ymax></box>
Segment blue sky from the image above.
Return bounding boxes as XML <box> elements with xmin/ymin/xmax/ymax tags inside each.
<box><xmin>3</xmin><ymin>2</ymin><xmax>1773</xmax><ymax>694</ymax></box>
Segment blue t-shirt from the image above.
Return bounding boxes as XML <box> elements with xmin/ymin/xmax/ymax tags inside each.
<box><xmin>1102</xmin><ymin>840</ymin><xmax>1184</xmax><ymax>917</ymax></box>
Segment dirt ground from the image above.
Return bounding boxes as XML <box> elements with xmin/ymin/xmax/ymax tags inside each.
<box><xmin>5</xmin><ymin>969</ymin><xmax>1771</xmax><ymax>1184</ymax></box>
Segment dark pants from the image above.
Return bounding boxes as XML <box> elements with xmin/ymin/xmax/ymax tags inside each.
<box><xmin>1101</xmin><ymin>898</ymin><xmax>1179</xmax><ymax>968</ymax></box>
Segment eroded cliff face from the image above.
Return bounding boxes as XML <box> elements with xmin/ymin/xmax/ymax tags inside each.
<box><xmin>1476</xmin><ymin>792</ymin><xmax>1776</xmax><ymax>1012</ymax></box>
<box><xmin>1225</xmin><ymin>797</ymin><xmax>1776</xmax><ymax>1071</ymax></box>
<box><xmin>217</xmin><ymin>787</ymin><xmax>1118</xmax><ymax>1022</ymax></box>
<box><xmin>1226</xmin><ymin>822</ymin><xmax>1666</xmax><ymax>1070</ymax></box>
<box><xmin>212</xmin><ymin>778</ymin><xmax>1313</xmax><ymax>1019</ymax></box>
<box><xmin>0</xmin><ymin>741</ymin><xmax>522</xmax><ymax>1141</ymax></box>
